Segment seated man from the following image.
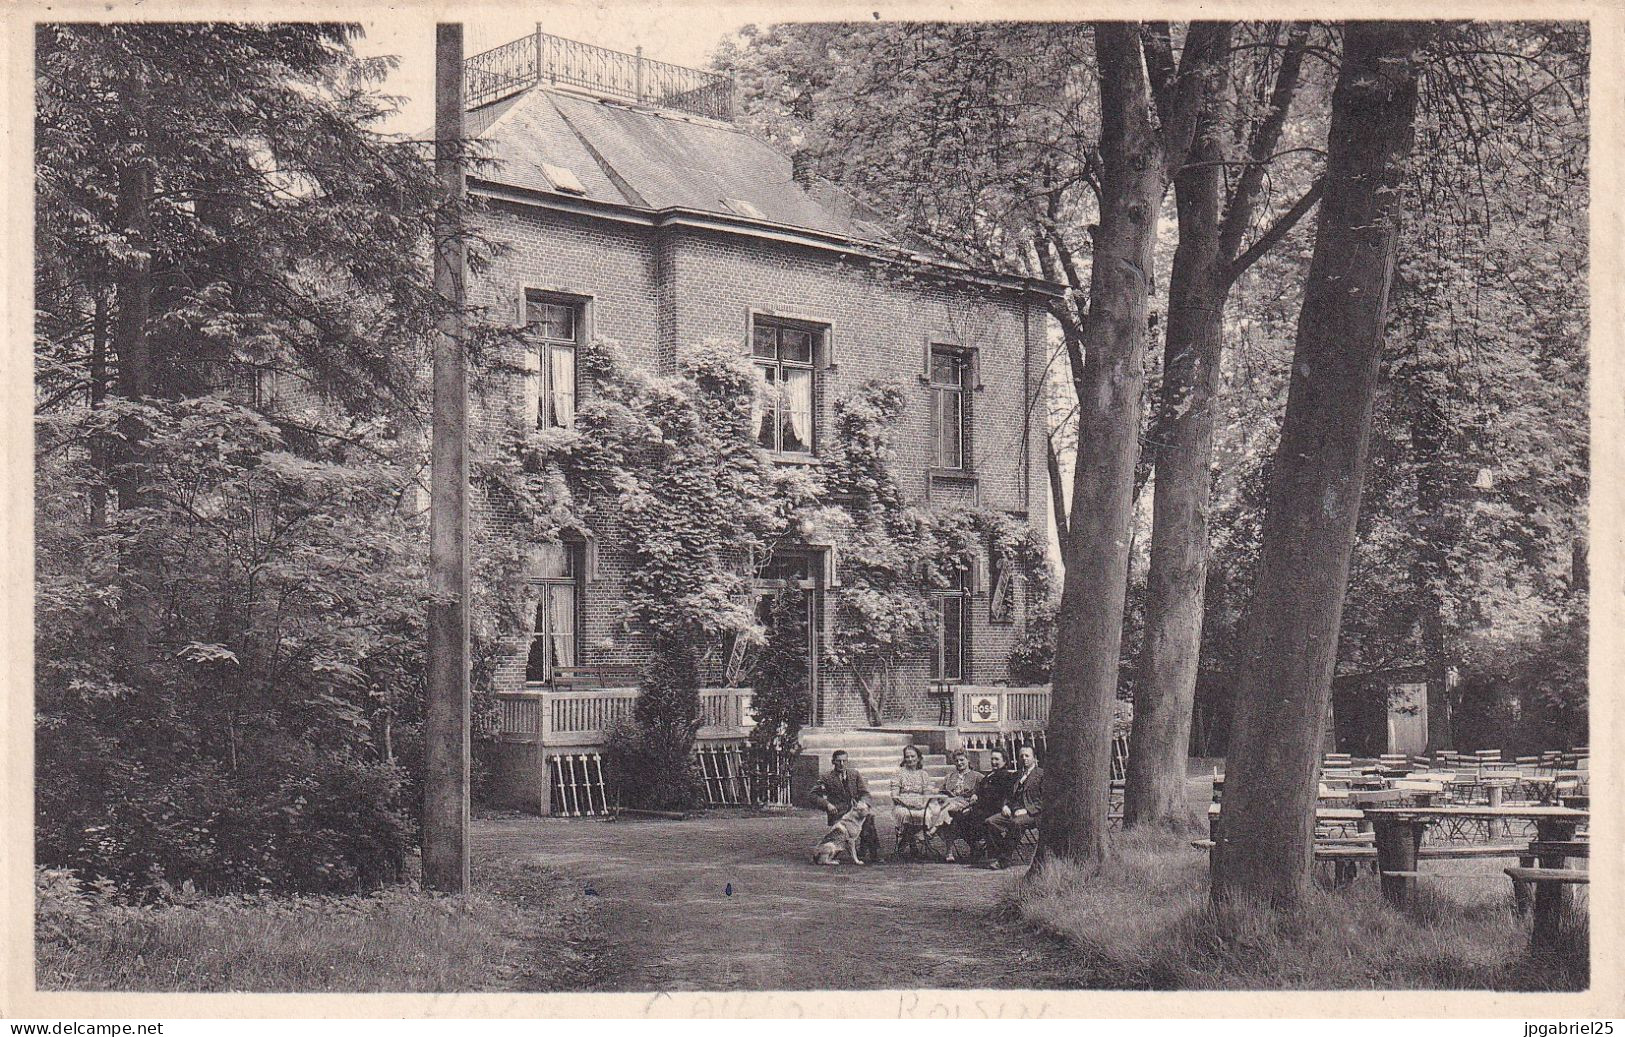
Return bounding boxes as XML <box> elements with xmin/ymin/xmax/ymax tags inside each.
<box><xmin>984</xmin><ymin>744</ymin><xmax>1042</xmax><ymax>870</ymax></box>
<box><xmin>946</xmin><ymin>748</ymin><xmax>1015</xmax><ymax>862</ymax></box>
<box><xmin>811</xmin><ymin>749</ymin><xmax>882</xmax><ymax>862</ymax></box>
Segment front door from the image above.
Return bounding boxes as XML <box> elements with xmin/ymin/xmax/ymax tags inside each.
<box><xmin>750</xmin><ymin>552</ymin><xmax>819</xmax><ymax>727</ymax></box>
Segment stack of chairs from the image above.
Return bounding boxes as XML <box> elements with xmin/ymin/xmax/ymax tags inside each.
<box><xmin>1321</xmin><ymin>752</ymin><xmax>1356</xmax><ymax>779</ymax></box>
<box><xmin>1319</xmin><ymin>752</ymin><xmax>1356</xmax><ymax>801</ymax></box>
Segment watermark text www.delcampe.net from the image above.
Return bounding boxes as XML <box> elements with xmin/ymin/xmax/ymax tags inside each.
<box><xmin>11</xmin><ymin>1025</ymin><xmax>163</xmax><ymax>1035</ymax></box>
<box><xmin>1524</xmin><ymin>1024</ymin><xmax>1615</xmax><ymax>1037</ymax></box>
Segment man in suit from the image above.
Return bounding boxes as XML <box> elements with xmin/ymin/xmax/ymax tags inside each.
<box><xmin>946</xmin><ymin>748</ymin><xmax>1017</xmax><ymax>862</ymax></box>
<box><xmin>985</xmin><ymin>744</ymin><xmax>1042</xmax><ymax>869</ymax></box>
<box><xmin>811</xmin><ymin>750</ymin><xmax>882</xmax><ymax>861</ymax></box>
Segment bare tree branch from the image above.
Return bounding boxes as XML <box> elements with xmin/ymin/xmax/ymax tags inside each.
<box><xmin>1218</xmin><ymin>22</ymin><xmax>1312</xmax><ymax>263</ymax></box>
<box><xmin>1224</xmin><ymin>176</ymin><xmax>1324</xmax><ymax>285</ymax></box>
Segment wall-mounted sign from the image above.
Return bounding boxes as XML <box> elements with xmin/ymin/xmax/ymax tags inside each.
<box><xmin>966</xmin><ymin>694</ymin><xmax>1000</xmax><ymax>725</ymax></box>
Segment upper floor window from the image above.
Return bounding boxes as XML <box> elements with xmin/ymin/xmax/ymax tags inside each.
<box><xmin>525</xmin><ymin>541</ymin><xmax>580</xmax><ymax>684</ymax></box>
<box><xmin>752</xmin><ymin>318</ymin><xmax>818</xmax><ymax>454</ymax></box>
<box><xmin>525</xmin><ymin>292</ymin><xmax>579</xmax><ymax>429</ymax></box>
<box><xmin>929</xmin><ymin>347</ymin><xmax>968</xmax><ymax>469</ymax></box>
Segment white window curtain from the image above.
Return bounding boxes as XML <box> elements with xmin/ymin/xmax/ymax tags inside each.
<box><xmin>549</xmin><ymin>344</ymin><xmax>576</xmax><ymax>428</ymax></box>
<box><xmin>524</xmin><ymin>591</ymin><xmax>547</xmax><ymax>683</ymax></box>
<box><xmin>522</xmin><ymin>348</ymin><xmax>542</xmax><ymax>429</ymax></box>
<box><xmin>754</xmin><ymin>365</ymin><xmax>777</xmax><ymax>449</ymax></box>
<box><xmin>547</xmin><ymin>583</ymin><xmax>576</xmax><ymax>669</ymax></box>
<box><xmin>783</xmin><ymin>367</ymin><xmax>813</xmax><ymax>452</ymax></box>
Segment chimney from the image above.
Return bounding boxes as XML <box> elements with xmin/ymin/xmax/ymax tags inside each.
<box><xmin>791</xmin><ymin>149</ymin><xmax>815</xmax><ymax>188</ymax></box>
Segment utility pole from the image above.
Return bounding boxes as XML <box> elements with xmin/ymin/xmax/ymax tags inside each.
<box><xmin>424</xmin><ymin>22</ymin><xmax>470</xmax><ymax>893</ymax></box>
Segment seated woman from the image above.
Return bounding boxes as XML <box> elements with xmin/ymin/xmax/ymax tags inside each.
<box><xmin>945</xmin><ymin>748</ymin><xmax>1016</xmax><ymax>863</ymax></box>
<box><xmin>925</xmin><ymin>748</ymin><xmax>981</xmax><ymax>842</ymax></box>
<box><xmin>890</xmin><ymin>744</ymin><xmax>932</xmax><ymax>858</ymax></box>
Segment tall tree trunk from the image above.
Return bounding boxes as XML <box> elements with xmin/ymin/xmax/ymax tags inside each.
<box><xmin>89</xmin><ymin>278</ymin><xmax>110</xmax><ymax>529</ymax></box>
<box><xmin>111</xmin><ymin>89</ymin><xmax>156</xmax><ymax>678</ymax></box>
<box><xmin>1127</xmin><ymin>23</ymin><xmax>1316</xmax><ymax>826</ymax></box>
<box><xmin>1212</xmin><ymin>21</ymin><xmax>1435</xmax><ymax>905</ymax></box>
<box><xmin>1046</xmin><ymin>433</ymin><xmax>1069</xmax><ymax>548</ymax></box>
<box><xmin>1124</xmin><ymin>30</ymin><xmax>1231</xmax><ymax>828</ymax></box>
<box><xmin>1410</xmin><ymin>399</ymin><xmax>1453</xmax><ymax>752</ymax></box>
<box><xmin>1033</xmin><ymin>23</ymin><xmax>1164</xmax><ymax>869</ymax></box>
<box><xmin>112</xmin><ymin>156</ymin><xmax>153</xmax><ymax>499</ymax></box>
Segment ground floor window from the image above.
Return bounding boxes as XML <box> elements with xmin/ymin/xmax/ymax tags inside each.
<box><xmin>525</xmin><ymin>542</ymin><xmax>580</xmax><ymax>683</ymax></box>
<box><xmin>931</xmin><ymin>574</ymin><xmax>969</xmax><ymax>682</ymax></box>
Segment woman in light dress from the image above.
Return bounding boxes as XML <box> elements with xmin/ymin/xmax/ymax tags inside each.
<box><xmin>891</xmin><ymin>744</ymin><xmax>932</xmax><ymax>857</ymax></box>
<box><xmin>925</xmin><ymin>748</ymin><xmax>982</xmax><ymax>843</ymax></box>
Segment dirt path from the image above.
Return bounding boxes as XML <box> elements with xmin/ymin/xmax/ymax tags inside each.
<box><xmin>474</xmin><ymin>810</ymin><xmax>1081</xmax><ymax>991</ymax></box>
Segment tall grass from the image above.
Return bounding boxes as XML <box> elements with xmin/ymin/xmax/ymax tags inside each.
<box><xmin>36</xmin><ymin>858</ymin><xmax>599</xmax><ymax>992</ymax></box>
<box><xmin>1007</xmin><ymin>827</ymin><xmax>1587</xmax><ymax>990</ymax></box>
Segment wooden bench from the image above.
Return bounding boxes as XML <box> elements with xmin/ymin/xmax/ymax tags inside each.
<box><xmin>1193</xmin><ymin>837</ymin><xmax>1530</xmax><ymax>887</ymax></box>
<box><xmin>1505</xmin><ymin>866</ymin><xmax>1590</xmax><ymax>951</ymax></box>
<box><xmin>1527</xmin><ymin>840</ymin><xmax>1589</xmax><ymax>859</ymax></box>
<box><xmin>549</xmin><ymin>664</ymin><xmax>641</xmax><ymax>689</ymax></box>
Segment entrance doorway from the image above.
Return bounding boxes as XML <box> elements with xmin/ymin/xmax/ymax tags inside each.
<box><xmin>733</xmin><ymin>551</ymin><xmax>820</xmax><ymax>727</ymax></box>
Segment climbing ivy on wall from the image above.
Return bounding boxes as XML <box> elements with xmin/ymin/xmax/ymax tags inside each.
<box><xmin>817</xmin><ymin>380</ymin><xmax>1054</xmax><ymax>725</ymax></box>
<box><xmin>473</xmin><ymin>353</ymin><xmax>1052</xmax><ymax>802</ymax></box>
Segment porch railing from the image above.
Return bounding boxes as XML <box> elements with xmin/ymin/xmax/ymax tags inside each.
<box><xmin>951</xmin><ymin>685</ymin><xmax>1051</xmax><ymax>732</ymax></box>
<box><xmin>495</xmin><ymin>686</ymin><xmax>754</xmax><ymax>747</ymax></box>
<box><xmin>464</xmin><ymin>30</ymin><xmax>735</xmax><ymax>122</ymax></box>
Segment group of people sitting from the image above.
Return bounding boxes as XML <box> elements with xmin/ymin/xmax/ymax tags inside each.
<box><xmin>809</xmin><ymin>744</ymin><xmax>1043</xmax><ymax>870</ymax></box>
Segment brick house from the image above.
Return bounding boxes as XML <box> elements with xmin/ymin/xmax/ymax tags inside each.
<box><xmin>465</xmin><ymin>32</ymin><xmax>1059</xmax><ymax>804</ymax></box>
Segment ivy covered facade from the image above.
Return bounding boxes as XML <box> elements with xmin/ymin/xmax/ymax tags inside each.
<box><xmin>464</xmin><ymin>50</ymin><xmax>1058</xmax><ymax>732</ymax></box>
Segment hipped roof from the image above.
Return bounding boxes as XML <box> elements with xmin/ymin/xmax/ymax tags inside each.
<box><xmin>466</xmin><ymin>86</ymin><xmax>1062</xmax><ymax>297</ymax></box>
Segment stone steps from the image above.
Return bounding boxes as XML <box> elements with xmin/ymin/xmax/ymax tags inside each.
<box><xmin>798</xmin><ymin>729</ymin><xmax>920</xmax><ymax>750</ymax></box>
<box><xmin>796</xmin><ymin>729</ymin><xmax>950</xmax><ymax>807</ymax></box>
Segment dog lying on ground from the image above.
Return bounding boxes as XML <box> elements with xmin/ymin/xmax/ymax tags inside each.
<box><xmin>812</xmin><ymin>802</ymin><xmax>872</xmax><ymax>865</ymax></box>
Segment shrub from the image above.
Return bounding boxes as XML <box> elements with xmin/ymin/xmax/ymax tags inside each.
<box><xmin>602</xmin><ymin>714</ymin><xmax>703</xmax><ymax>813</ymax></box>
<box><xmin>37</xmin><ymin>724</ymin><xmax>412</xmax><ymax>895</ymax></box>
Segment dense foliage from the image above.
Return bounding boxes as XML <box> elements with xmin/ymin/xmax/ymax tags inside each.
<box><xmin>480</xmin><ymin>350</ymin><xmax>1051</xmax><ymax>806</ymax></box>
<box><xmin>724</xmin><ymin>22</ymin><xmax>1588</xmax><ymax>758</ymax></box>
<box><xmin>816</xmin><ymin>381</ymin><xmax>1053</xmax><ymax>724</ymax></box>
<box><xmin>34</xmin><ymin>24</ymin><xmax>458</xmax><ymax>892</ymax></box>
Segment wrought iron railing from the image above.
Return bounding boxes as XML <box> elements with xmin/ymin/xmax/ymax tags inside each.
<box><xmin>464</xmin><ymin>29</ymin><xmax>734</xmax><ymax>122</ymax></box>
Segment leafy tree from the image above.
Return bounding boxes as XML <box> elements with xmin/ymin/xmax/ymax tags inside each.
<box><xmin>1036</xmin><ymin>22</ymin><xmax>1228</xmax><ymax>869</ymax></box>
<box><xmin>1337</xmin><ymin>22</ymin><xmax>1588</xmax><ymax>750</ymax></box>
<box><xmin>1126</xmin><ymin>22</ymin><xmax>1331</xmax><ymax>826</ymax></box>
<box><xmin>34</xmin><ymin>23</ymin><xmax>453</xmax><ymax>892</ymax></box>
<box><xmin>1213</xmin><ymin>21</ymin><xmax>1440</xmax><ymax>905</ymax></box>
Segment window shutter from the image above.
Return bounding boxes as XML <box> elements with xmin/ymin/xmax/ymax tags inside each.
<box><xmin>581</xmin><ymin>531</ymin><xmax>600</xmax><ymax>582</ymax></box>
<box><xmin>928</xmin><ymin>390</ymin><xmax>940</xmax><ymax>467</ymax></box>
<box><xmin>821</xmin><ymin>545</ymin><xmax>840</xmax><ymax>587</ymax></box>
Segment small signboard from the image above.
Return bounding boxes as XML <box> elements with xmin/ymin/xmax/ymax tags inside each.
<box><xmin>966</xmin><ymin>694</ymin><xmax>1000</xmax><ymax>725</ymax></box>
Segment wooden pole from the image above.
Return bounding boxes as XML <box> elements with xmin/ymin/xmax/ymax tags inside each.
<box><xmin>423</xmin><ymin>22</ymin><xmax>471</xmax><ymax>893</ymax></box>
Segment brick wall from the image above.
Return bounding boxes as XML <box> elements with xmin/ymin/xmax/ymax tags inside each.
<box><xmin>470</xmin><ymin>198</ymin><xmax>1051</xmax><ymax>728</ymax></box>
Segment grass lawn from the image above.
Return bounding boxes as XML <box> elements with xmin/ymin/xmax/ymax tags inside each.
<box><xmin>35</xmin><ymin>857</ymin><xmax>602</xmax><ymax>992</ymax></box>
<box><xmin>1006</xmin><ymin>824</ymin><xmax>1588</xmax><ymax>990</ymax></box>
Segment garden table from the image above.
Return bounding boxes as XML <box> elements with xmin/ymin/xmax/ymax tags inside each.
<box><xmin>1361</xmin><ymin>805</ymin><xmax>1588</xmax><ymax>908</ymax></box>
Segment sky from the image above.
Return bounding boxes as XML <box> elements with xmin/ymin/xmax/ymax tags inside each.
<box><xmin>352</xmin><ymin>5</ymin><xmax>781</xmax><ymax>135</ymax></box>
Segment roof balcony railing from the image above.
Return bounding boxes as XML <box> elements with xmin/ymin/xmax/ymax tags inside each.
<box><xmin>464</xmin><ymin>28</ymin><xmax>735</xmax><ymax>122</ymax></box>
